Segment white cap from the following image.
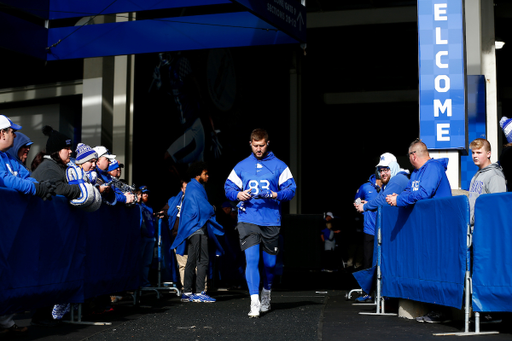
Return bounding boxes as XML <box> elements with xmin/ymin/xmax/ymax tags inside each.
<box><xmin>376</xmin><ymin>152</ymin><xmax>397</xmax><ymax>168</ymax></box>
<box><xmin>325</xmin><ymin>212</ymin><xmax>334</xmax><ymax>219</ymax></box>
<box><xmin>0</xmin><ymin>115</ymin><xmax>22</xmax><ymax>130</ymax></box>
<box><xmin>93</xmin><ymin>146</ymin><xmax>116</xmax><ymax>160</ymax></box>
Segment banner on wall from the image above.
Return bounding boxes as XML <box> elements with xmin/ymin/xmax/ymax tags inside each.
<box><xmin>418</xmin><ymin>0</ymin><xmax>466</xmax><ymax>149</ymax></box>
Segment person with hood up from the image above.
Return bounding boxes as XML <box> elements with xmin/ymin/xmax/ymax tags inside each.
<box><xmin>6</xmin><ymin>131</ymin><xmax>33</xmax><ymax>172</ymax></box>
<box><xmin>355</xmin><ymin>153</ymin><xmax>409</xmax><ymax>269</ymax></box>
<box><xmin>468</xmin><ymin>138</ymin><xmax>506</xmax><ymax>225</ymax></box>
<box><xmin>386</xmin><ymin>139</ymin><xmax>452</xmax><ymax>207</ymax></box>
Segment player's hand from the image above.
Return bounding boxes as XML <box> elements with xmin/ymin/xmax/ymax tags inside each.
<box><xmin>354</xmin><ymin>203</ymin><xmax>364</xmax><ymax>213</ymax></box>
<box><xmin>237</xmin><ymin>189</ymin><xmax>252</xmax><ymax>201</ymax></box>
<box><xmin>386</xmin><ymin>193</ymin><xmax>398</xmax><ymax>206</ymax></box>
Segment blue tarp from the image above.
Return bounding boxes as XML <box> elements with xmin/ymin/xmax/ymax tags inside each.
<box><xmin>472</xmin><ymin>192</ymin><xmax>512</xmax><ymax>312</ymax></box>
<box><xmin>0</xmin><ymin>187</ymin><xmax>140</xmax><ymax>315</ymax></box>
<box><xmin>380</xmin><ymin>196</ymin><xmax>469</xmax><ymax>309</ymax></box>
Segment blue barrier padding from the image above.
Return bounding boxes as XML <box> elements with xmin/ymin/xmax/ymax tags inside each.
<box><xmin>82</xmin><ymin>203</ymin><xmax>141</xmax><ymax>300</ymax></box>
<box><xmin>472</xmin><ymin>192</ymin><xmax>512</xmax><ymax>312</ymax></box>
<box><xmin>380</xmin><ymin>196</ymin><xmax>468</xmax><ymax>309</ymax></box>
<box><xmin>0</xmin><ymin>188</ymin><xmax>140</xmax><ymax>315</ymax></box>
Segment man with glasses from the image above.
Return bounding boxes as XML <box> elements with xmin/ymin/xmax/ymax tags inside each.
<box><xmin>354</xmin><ymin>153</ymin><xmax>409</xmax><ymax>302</ymax></box>
<box><xmin>386</xmin><ymin>139</ymin><xmax>452</xmax><ymax>207</ymax></box>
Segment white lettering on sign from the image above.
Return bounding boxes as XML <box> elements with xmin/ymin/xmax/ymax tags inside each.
<box><xmin>267</xmin><ymin>0</ymin><xmax>304</xmax><ymax>31</ymax></box>
<box><xmin>434</xmin><ymin>99</ymin><xmax>452</xmax><ymax>117</ymax></box>
<box><xmin>437</xmin><ymin>123</ymin><xmax>450</xmax><ymax>141</ymax></box>
<box><xmin>435</xmin><ymin>51</ymin><xmax>448</xmax><ymax>68</ymax></box>
<box><xmin>435</xmin><ymin>75</ymin><xmax>450</xmax><ymax>92</ymax></box>
<box><xmin>434</xmin><ymin>3</ymin><xmax>448</xmax><ymax>21</ymax></box>
<box><xmin>434</xmin><ymin>2</ymin><xmax>450</xmax><ymax>142</ymax></box>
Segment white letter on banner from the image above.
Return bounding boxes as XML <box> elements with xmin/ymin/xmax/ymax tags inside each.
<box><xmin>436</xmin><ymin>27</ymin><xmax>448</xmax><ymax>44</ymax></box>
<box><xmin>437</xmin><ymin>123</ymin><xmax>450</xmax><ymax>141</ymax></box>
<box><xmin>434</xmin><ymin>99</ymin><xmax>452</xmax><ymax>117</ymax></box>
<box><xmin>434</xmin><ymin>4</ymin><xmax>448</xmax><ymax>21</ymax></box>
<box><xmin>436</xmin><ymin>51</ymin><xmax>449</xmax><ymax>68</ymax></box>
<box><xmin>435</xmin><ymin>75</ymin><xmax>450</xmax><ymax>92</ymax></box>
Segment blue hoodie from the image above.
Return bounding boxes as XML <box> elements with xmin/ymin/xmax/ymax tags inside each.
<box><xmin>396</xmin><ymin>158</ymin><xmax>452</xmax><ymax>207</ymax></box>
<box><xmin>0</xmin><ymin>151</ymin><xmax>37</xmax><ymax>194</ymax></box>
<box><xmin>355</xmin><ymin>174</ymin><xmax>380</xmax><ymax>236</ymax></box>
<box><xmin>6</xmin><ymin>132</ymin><xmax>32</xmax><ymax>172</ymax></box>
<box><xmin>225</xmin><ymin>151</ymin><xmax>296</xmax><ymax>227</ymax></box>
<box><xmin>363</xmin><ymin>161</ymin><xmax>410</xmax><ymax>213</ymax></box>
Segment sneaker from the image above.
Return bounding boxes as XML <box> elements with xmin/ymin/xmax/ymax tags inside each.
<box><xmin>423</xmin><ymin>311</ymin><xmax>451</xmax><ymax>324</ymax></box>
<box><xmin>0</xmin><ymin>324</ymin><xmax>28</xmax><ymax>334</ymax></box>
<box><xmin>248</xmin><ymin>300</ymin><xmax>261</xmax><ymax>318</ymax></box>
<box><xmin>354</xmin><ymin>294</ymin><xmax>372</xmax><ymax>303</ymax></box>
<box><xmin>195</xmin><ymin>292</ymin><xmax>216</xmax><ymax>303</ymax></box>
<box><xmin>260</xmin><ymin>290</ymin><xmax>271</xmax><ymax>313</ymax></box>
<box><xmin>181</xmin><ymin>293</ymin><xmax>193</xmax><ymax>302</ymax></box>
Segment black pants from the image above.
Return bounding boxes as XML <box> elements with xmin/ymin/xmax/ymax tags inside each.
<box><xmin>184</xmin><ymin>233</ymin><xmax>209</xmax><ymax>293</ymax></box>
<box><xmin>363</xmin><ymin>233</ymin><xmax>375</xmax><ymax>270</ymax></box>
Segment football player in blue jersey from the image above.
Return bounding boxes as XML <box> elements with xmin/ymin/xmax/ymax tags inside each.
<box><xmin>224</xmin><ymin>128</ymin><xmax>296</xmax><ymax>318</ymax></box>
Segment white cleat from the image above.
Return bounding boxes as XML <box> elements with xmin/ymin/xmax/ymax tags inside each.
<box><xmin>260</xmin><ymin>290</ymin><xmax>271</xmax><ymax>313</ymax></box>
<box><xmin>248</xmin><ymin>300</ymin><xmax>261</xmax><ymax>318</ymax></box>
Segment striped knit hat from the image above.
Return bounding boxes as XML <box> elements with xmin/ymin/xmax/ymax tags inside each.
<box><xmin>75</xmin><ymin>143</ymin><xmax>97</xmax><ymax>164</ymax></box>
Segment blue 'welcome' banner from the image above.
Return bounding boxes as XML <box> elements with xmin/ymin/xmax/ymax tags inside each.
<box><xmin>418</xmin><ymin>0</ymin><xmax>466</xmax><ymax>149</ymax></box>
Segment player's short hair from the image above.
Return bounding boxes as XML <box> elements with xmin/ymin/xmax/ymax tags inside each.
<box><xmin>470</xmin><ymin>138</ymin><xmax>491</xmax><ymax>152</ymax></box>
<box><xmin>188</xmin><ymin>161</ymin><xmax>208</xmax><ymax>179</ymax></box>
<box><xmin>250</xmin><ymin>128</ymin><xmax>269</xmax><ymax>142</ymax></box>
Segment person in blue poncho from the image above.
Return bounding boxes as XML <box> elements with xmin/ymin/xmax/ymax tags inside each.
<box><xmin>171</xmin><ymin>162</ymin><xmax>224</xmax><ymax>303</ymax></box>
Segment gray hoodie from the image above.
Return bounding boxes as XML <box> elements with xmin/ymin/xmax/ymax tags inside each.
<box><xmin>469</xmin><ymin>162</ymin><xmax>507</xmax><ymax>225</ymax></box>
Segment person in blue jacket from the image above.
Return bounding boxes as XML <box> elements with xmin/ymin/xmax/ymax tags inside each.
<box><xmin>0</xmin><ymin>115</ymin><xmax>54</xmax><ymax>200</ymax></box>
<box><xmin>224</xmin><ymin>128</ymin><xmax>296</xmax><ymax>318</ymax></box>
<box><xmin>386</xmin><ymin>139</ymin><xmax>452</xmax><ymax>207</ymax></box>
<box><xmin>354</xmin><ymin>153</ymin><xmax>410</xmax><ymax>303</ymax></box>
<box><xmin>354</xmin><ymin>172</ymin><xmax>381</xmax><ymax>268</ymax></box>
<box><xmin>384</xmin><ymin>139</ymin><xmax>452</xmax><ymax>324</ymax></box>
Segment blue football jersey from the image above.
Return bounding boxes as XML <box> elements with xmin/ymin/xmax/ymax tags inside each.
<box><xmin>225</xmin><ymin>151</ymin><xmax>296</xmax><ymax>226</ymax></box>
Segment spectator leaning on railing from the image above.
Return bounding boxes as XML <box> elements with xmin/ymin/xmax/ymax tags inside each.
<box><xmin>31</xmin><ymin>125</ymin><xmax>80</xmax><ymax>200</ymax></box>
<box><xmin>385</xmin><ymin>138</ymin><xmax>453</xmax><ymax>324</ymax></box>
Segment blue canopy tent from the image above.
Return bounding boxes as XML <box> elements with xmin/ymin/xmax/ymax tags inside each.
<box><xmin>0</xmin><ymin>0</ymin><xmax>306</xmax><ymax>60</ymax></box>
